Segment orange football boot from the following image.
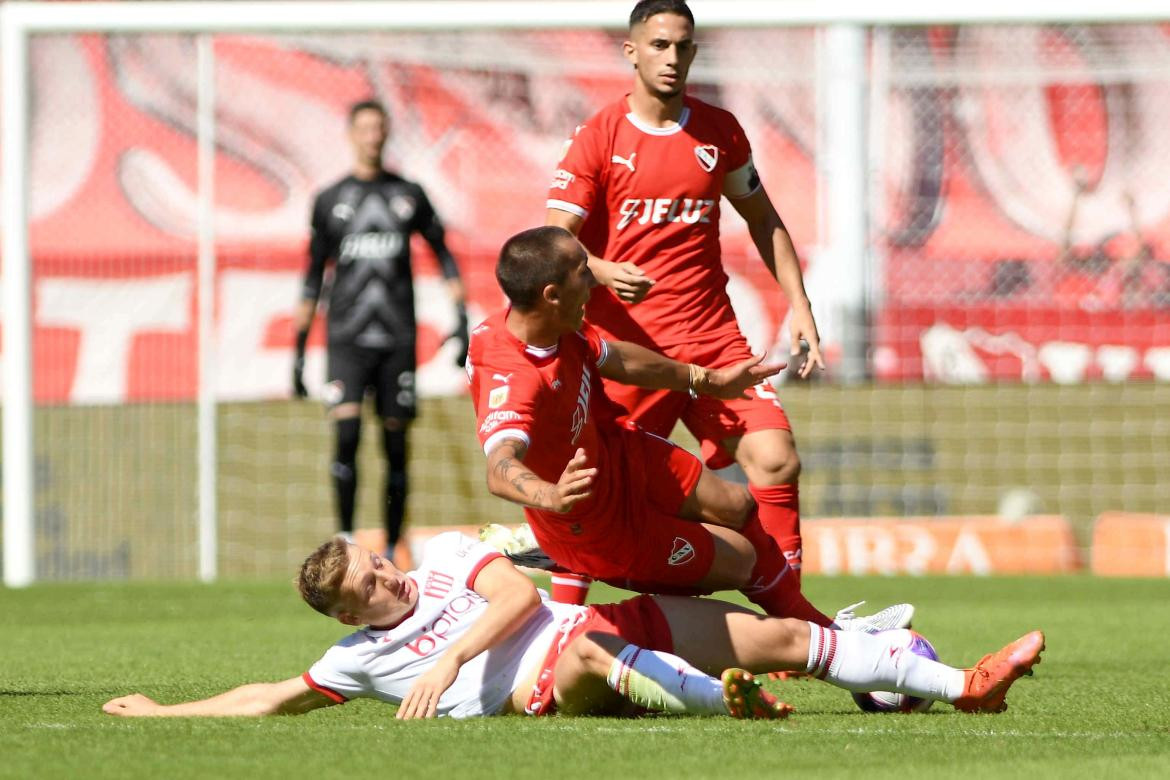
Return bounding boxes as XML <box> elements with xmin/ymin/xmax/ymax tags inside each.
<box><xmin>953</xmin><ymin>630</ymin><xmax>1045</xmax><ymax>713</ymax></box>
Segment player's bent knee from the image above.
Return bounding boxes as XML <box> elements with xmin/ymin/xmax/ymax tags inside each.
<box><xmin>721</xmin><ymin>486</ymin><xmax>755</xmax><ymax>526</ymax></box>
<box><xmin>770</xmin><ymin>617</ymin><xmax>811</xmax><ymax>656</ymax></box>
<box><xmin>748</xmin><ymin>451</ymin><xmax>801</xmax><ymax>486</ymax></box>
<box><xmin>737</xmin><ymin>431</ymin><xmax>802</xmax><ymax>485</ymax></box>
<box><xmin>571</xmin><ymin>631</ymin><xmax>627</xmax><ymax>676</ymax></box>
<box><xmin>704</xmin><ymin>528</ymin><xmax>756</xmax><ymax>589</ymax></box>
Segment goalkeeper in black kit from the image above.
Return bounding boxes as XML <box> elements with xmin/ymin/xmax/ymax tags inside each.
<box><xmin>293</xmin><ymin>99</ymin><xmax>468</xmax><ymax>564</ymax></box>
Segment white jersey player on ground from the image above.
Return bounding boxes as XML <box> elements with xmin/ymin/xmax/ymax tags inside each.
<box><xmin>103</xmin><ymin>533</ymin><xmax>1045</xmax><ymax>721</ymax></box>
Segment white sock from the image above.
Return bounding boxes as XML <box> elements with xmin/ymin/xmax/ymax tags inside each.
<box><xmin>806</xmin><ymin>624</ymin><xmax>966</xmax><ymax>702</ymax></box>
<box><xmin>606</xmin><ymin>644</ymin><xmax>726</xmax><ymax>715</ymax></box>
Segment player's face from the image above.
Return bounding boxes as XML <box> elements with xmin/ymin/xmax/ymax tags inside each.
<box><xmin>624</xmin><ymin>13</ymin><xmax>697</xmax><ymax>99</ymax></box>
<box><xmin>348</xmin><ymin>109</ymin><xmax>389</xmax><ymax>169</ymax></box>
<box><xmin>553</xmin><ymin>243</ymin><xmax>596</xmax><ymax>331</ymax></box>
<box><xmin>336</xmin><ymin>545</ymin><xmax>417</xmax><ymax>627</ymax></box>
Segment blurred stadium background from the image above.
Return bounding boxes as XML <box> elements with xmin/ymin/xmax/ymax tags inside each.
<box><xmin>2</xmin><ymin>1</ymin><xmax>1168</xmax><ymax>583</ymax></box>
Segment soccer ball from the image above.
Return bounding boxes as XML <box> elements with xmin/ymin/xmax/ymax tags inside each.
<box><xmin>851</xmin><ymin>629</ymin><xmax>939</xmax><ymax>714</ymax></box>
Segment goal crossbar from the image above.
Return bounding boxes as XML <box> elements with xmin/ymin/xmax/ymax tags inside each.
<box><xmin>4</xmin><ymin>1</ymin><xmax>1170</xmax><ymax>33</ymax></box>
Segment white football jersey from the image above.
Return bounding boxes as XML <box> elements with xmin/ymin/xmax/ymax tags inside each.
<box><xmin>303</xmin><ymin>532</ymin><xmax>588</xmax><ymax>719</ymax></box>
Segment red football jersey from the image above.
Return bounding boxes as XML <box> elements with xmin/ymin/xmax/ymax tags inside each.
<box><xmin>548</xmin><ymin>95</ymin><xmax>761</xmax><ymax>349</ymax></box>
<box><xmin>467</xmin><ymin>311</ymin><xmax>624</xmax><ymax>527</ymax></box>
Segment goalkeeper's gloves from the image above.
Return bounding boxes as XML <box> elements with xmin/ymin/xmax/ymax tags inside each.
<box><xmin>446</xmin><ymin>304</ymin><xmax>470</xmax><ymax>368</ymax></box>
<box><xmin>292</xmin><ymin>328</ymin><xmax>309</xmax><ymax>399</ymax></box>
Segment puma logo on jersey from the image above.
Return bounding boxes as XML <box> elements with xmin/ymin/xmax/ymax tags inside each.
<box><xmin>492</xmin><ymin>373</ymin><xmax>513</xmax><ymax>384</ymax></box>
<box><xmin>616</xmin><ymin>198</ymin><xmax>714</xmax><ymax>230</ymax></box>
<box><xmin>611</xmin><ymin>152</ymin><xmax>636</xmax><ymax>173</ymax></box>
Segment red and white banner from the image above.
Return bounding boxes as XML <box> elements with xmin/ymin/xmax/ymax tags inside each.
<box><xmin>3</xmin><ymin>29</ymin><xmax>1170</xmax><ymax>403</ymax></box>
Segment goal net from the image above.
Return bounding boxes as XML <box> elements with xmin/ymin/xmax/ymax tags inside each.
<box><xmin>4</xmin><ymin>2</ymin><xmax>1169</xmax><ymax>583</ymax></box>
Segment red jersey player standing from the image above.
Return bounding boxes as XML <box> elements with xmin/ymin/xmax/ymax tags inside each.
<box><xmin>546</xmin><ymin>0</ymin><xmax>822</xmax><ymax>593</ymax></box>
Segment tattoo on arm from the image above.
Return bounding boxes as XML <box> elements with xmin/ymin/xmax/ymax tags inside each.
<box><xmin>490</xmin><ymin>441</ymin><xmax>553</xmax><ymax>510</ymax></box>
<box><xmin>497</xmin><ymin>458</ymin><xmax>541</xmax><ymax>496</ymax></box>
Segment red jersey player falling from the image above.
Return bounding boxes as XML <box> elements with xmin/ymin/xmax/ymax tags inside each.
<box><xmin>466</xmin><ymin>226</ymin><xmax>912</xmax><ymax>633</ymax></box>
<box><xmin>546</xmin><ymin>1</ymin><xmax>822</xmax><ymax>600</ymax></box>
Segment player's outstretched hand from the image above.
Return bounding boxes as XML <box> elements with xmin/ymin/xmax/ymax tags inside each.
<box><xmin>701</xmin><ymin>354</ymin><xmax>786</xmax><ymax>400</ymax></box>
<box><xmin>103</xmin><ymin>693</ymin><xmax>161</xmax><ymax>717</ymax></box>
<box><xmin>444</xmin><ymin>305</ymin><xmax>470</xmax><ymax>368</ymax></box>
<box><xmin>788</xmin><ymin>308</ymin><xmax>825</xmax><ymax>379</ymax></box>
<box><xmin>548</xmin><ymin>448</ymin><xmax>597</xmax><ymax>513</ymax></box>
<box><xmin>595</xmin><ymin>258</ymin><xmax>654</xmax><ymax>304</ymax></box>
<box><xmin>292</xmin><ymin>356</ymin><xmax>309</xmax><ymax>399</ymax></box>
<box><xmin>397</xmin><ymin>658</ymin><xmax>459</xmax><ymax>720</ymax></box>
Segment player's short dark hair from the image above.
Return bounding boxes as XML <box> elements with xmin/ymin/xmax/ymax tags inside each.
<box><xmin>348</xmin><ymin>99</ymin><xmax>387</xmax><ymax>124</ymax></box>
<box><xmin>496</xmin><ymin>226</ymin><xmax>577</xmax><ymax>310</ymax></box>
<box><xmin>629</xmin><ymin>0</ymin><xmax>694</xmax><ymax>29</ymax></box>
<box><xmin>297</xmin><ymin>537</ymin><xmax>350</xmax><ymax>617</ymax></box>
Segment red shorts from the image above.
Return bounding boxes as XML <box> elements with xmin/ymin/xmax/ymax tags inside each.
<box><xmin>602</xmin><ymin>334</ymin><xmax>792</xmax><ymax>470</ymax></box>
<box><xmin>529</xmin><ymin>425</ymin><xmax>716</xmax><ymax>589</ymax></box>
<box><xmin>525</xmin><ymin>594</ymin><xmax>673</xmax><ymax>716</ymax></box>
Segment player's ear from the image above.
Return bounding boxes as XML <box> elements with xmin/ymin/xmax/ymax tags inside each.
<box><xmin>622</xmin><ymin>38</ymin><xmax>637</xmax><ymax>68</ymax></box>
<box><xmin>542</xmin><ymin>282</ymin><xmax>561</xmax><ymax>308</ymax></box>
<box><xmin>336</xmin><ymin>611</ymin><xmax>360</xmax><ymax>627</ymax></box>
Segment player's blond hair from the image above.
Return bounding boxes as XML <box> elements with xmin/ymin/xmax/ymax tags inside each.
<box><xmin>297</xmin><ymin>537</ymin><xmax>350</xmax><ymax>617</ymax></box>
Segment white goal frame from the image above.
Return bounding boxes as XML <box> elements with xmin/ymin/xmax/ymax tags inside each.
<box><xmin>3</xmin><ymin>0</ymin><xmax>1168</xmax><ymax>586</ymax></box>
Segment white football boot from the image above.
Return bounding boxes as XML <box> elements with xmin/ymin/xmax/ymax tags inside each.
<box><xmin>832</xmin><ymin>601</ymin><xmax>915</xmax><ymax>633</ymax></box>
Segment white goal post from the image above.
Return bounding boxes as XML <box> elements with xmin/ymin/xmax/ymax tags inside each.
<box><xmin>4</xmin><ymin>0</ymin><xmax>1169</xmax><ymax>587</ymax></box>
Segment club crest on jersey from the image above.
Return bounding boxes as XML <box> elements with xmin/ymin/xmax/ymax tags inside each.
<box><xmin>668</xmin><ymin>537</ymin><xmax>695</xmax><ymax>566</ymax></box>
<box><xmin>488</xmin><ymin>385</ymin><xmax>509</xmax><ymax>409</ymax></box>
<box><xmin>390</xmin><ymin>195</ymin><xmax>416</xmax><ymax>221</ymax></box>
<box><xmin>694</xmin><ymin>145</ymin><xmax>719</xmax><ymax>173</ymax></box>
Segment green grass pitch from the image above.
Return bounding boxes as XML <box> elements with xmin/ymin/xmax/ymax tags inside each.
<box><xmin>3</xmin><ymin>574</ymin><xmax>1169</xmax><ymax>779</ymax></box>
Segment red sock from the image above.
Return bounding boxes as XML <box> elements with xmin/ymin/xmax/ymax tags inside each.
<box><xmin>550</xmin><ymin>573</ymin><xmax>592</xmax><ymax>605</ymax></box>
<box><xmin>749</xmin><ymin>483</ymin><xmax>803</xmax><ymax>583</ymax></box>
<box><xmin>738</xmin><ymin>512</ymin><xmax>831</xmax><ymax>626</ymax></box>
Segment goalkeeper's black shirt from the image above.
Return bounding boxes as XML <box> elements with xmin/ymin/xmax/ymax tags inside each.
<box><xmin>304</xmin><ymin>170</ymin><xmax>460</xmax><ymax>350</ymax></box>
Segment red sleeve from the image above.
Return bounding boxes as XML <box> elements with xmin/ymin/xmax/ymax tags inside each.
<box><xmin>466</xmin><ymin>552</ymin><xmax>505</xmax><ymax>590</ymax></box>
<box><xmin>577</xmin><ymin>322</ymin><xmax>607</xmax><ymax>366</ymax></box>
<box><xmin>473</xmin><ymin>360</ymin><xmax>541</xmax><ymax>451</ymax></box>
<box><xmin>723</xmin><ymin>111</ymin><xmax>752</xmax><ymax>172</ymax></box>
<box><xmin>548</xmin><ymin>121</ymin><xmax>607</xmax><ymax>218</ymax></box>
<box><xmin>301</xmin><ymin>672</ymin><xmax>347</xmax><ymax>704</ymax></box>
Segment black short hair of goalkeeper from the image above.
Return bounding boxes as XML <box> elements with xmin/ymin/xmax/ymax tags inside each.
<box><xmin>629</xmin><ymin>0</ymin><xmax>694</xmax><ymax>29</ymax></box>
<box><xmin>348</xmin><ymin>99</ymin><xmax>387</xmax><ymax>124</ymax></box>
<box><xmin>496</xmin><ymin>226</ymin><xmax>578</xmax><ymax>311</ymax></box>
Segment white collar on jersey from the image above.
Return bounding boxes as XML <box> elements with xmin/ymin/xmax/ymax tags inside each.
<box><xmin>524</xmin><ymin>343</ymin><xmax>558</xmax><ymax>359</ymax></box>
<box><xmin>624</xmin><ymin>106</ymin><xmax>691</xmax><ymax>136</ymax></box>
